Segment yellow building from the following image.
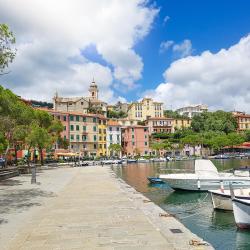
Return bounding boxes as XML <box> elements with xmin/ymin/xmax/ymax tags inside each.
<box><xmin>173</xmin><ymin>118</ymin><xmax>191</xmax><ymax>131</ymax></box>
<box><xmin>97</xmin><ymin>116</ymin><xmax>107</xmax><ymax>157</ymax></box>
<box><xmin>232</xmin><ymin>111</ymin><xmax>250</xmax><ymax>131</ymax></box>
<box><xmin>127</xmin><ymin>98</ymin><xmax>163</xmax><ymax>121</ymax></box>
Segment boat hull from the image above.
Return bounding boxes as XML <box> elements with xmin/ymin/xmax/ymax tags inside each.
<box><xmin>232</xmin><ymin>199</ymin><xmax>250</xmax><ymax>229</ymax></box>
<box><xmin>210</xmin><ymin>192</ymin><xmax>233</xmax><ymax>210</ymax></box>
<box><xmin>162</xmin><ymin>178</ymin><xmax>250</xmax><ymax>191</ymax></box>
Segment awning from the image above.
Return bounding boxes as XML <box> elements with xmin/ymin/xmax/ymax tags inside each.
<box><xmin>56</xmin><ymin>152</ymin><xmax>79</xmax><ymax>157</ymax></box>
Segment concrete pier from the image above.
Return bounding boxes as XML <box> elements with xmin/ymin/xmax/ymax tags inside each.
<box><xmin>0</xmin><ymin>166</ymin><xmax>213</xmax><ymax>249</ymax></box>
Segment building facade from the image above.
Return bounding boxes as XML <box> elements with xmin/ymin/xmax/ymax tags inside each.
<box><xmin>176</xmin><ymin>104</ymin><xmax>208</xmax><ymax>118</ymax></box>
<box><xmin>106</xmin><ymin>120</ymin><xmax>122</xmax><ymax>157</ymax></box>
<box><xmin>232</xmin><ymin>111</ymin><xmax>250</xmax><ymax>131</ymax></box>
<box><xmin>173</xmin><ymin>118</ymin><xmax>191</xmax><ymax>131</ymax></box>
<box><xmin>122</xmin><ymin>126</ymin><xmax>149</xmax><ymax>157</ymax></box>
<box><xmin>69</xmin><ymin>113</ymin><xmax>99</xmax><ymax>157</ymax></box>
<box><xmin>146</xmin><ymin>117</ymin><xmax>174</xmax><ymax>135</ymax></box>
<box><xmin>127</xmin><ymin>98</ymin><xmax>163</xmax><ymax>121</ymax></box>
<box><xmin>97</xmin><ymin>116</ymin><xmax>107</xmax><ymax>157</ymax></box>
<box><xmin>53</xmin><ymin>80</ymin><xmax>107</xmax><ymax>116</ymax></box>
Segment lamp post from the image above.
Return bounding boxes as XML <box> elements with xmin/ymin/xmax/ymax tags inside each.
<box><xmin>31</xmin><ymin>149</ymin><xmax>37</xmax><ymax>184</ymax></box>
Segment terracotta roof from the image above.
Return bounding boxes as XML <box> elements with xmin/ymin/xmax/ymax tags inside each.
<box><xmin>147</xmin><ymin>117</ymin><xmax>174</xmax><ymax>120</ymax></box>
<box><xmin>34</xmin><ymin>107</ymin><xmax>105</xmax><ymax>118</ymax></box>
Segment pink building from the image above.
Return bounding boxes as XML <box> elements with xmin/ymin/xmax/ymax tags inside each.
<box><xmin>122</xmin><ymin>126</ymin><xmax>149</xmax><ymax>157</ymax></box>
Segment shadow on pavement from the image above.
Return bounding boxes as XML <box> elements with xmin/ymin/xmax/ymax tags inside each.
<box><xmin>0</xmin><ymin>189</ymin><xmax>55</xmax><ymax>215</ymax></box>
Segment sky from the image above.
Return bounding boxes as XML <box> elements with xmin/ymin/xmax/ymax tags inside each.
<box><xmin>1</xmin><ymin>0</ymin><xmax>250</xmax><ymax>112</ymax></box>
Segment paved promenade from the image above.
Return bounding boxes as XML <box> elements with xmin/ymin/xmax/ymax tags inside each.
<box><xmin>1</xmin><ymin>166</ymin><xmax>213</xmax><ymax>250</ymax></box>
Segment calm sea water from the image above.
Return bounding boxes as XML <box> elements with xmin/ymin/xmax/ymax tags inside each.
<box><xmin>113</xmin><ymin>159</ymin><xmax>250</xmax><ymax>250</ymax></box>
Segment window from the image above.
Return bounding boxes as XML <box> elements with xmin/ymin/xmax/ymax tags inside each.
<box><xmin>82</xmin><ymin>135</ymin><xmax>87</xmax><ymax>141</ymax></box>
<box><xmin>83</xmin><ymin>126</ymin><xmax>86</xmax><ymax>131</ymax></box>
<box><xmin>132</xmin><ymin>135</ymin><xmax>134</xmax><ymax>139</ymax></box>
<box><xmin>132</xmin><ymin>128</ymin><xmax>134</xmax><ymax>132</ymax></box>
<box><xmin>145</xmin><ymin>142</ymin><xmax>148</xmax><ymax>146</ymax></box>
<box><xmin>81</xmin><ymin>102</ymin><xmax>84</xmax><ymax>105</ymax></box>
<box><xmin>76</xmin><ymin>116</ymin><xmax>79</xmax><ymax>122</ymax></box>
<box><xmin>64</xmin><ymin>135</ymin><xmax>66</xmax><ymax>140</ymax></box>
<box><xmin>117</xmin><ymin>127</ymin><xmax>120</xmax><ymax>131</ymax></box>
<box><xmin>117</xmin><ymin>135</ymin><xmax>120</xmax><ymax>141</ymax></box>
<box><xmin>93</xmin><ymin>126</ymin><xmax>97</xmax><ymax>132</ymax></box>
<box><xmin>63</xmin><ymin>116</ymin><xmax>67</xmax><ymax>121</ymax></box>
<box><xmin>64</xmin><ymin>126</ymin><xmax>66</xmax><ymax>131</ymax></box>
<box><xmin>76</xmin><ymin>125</ymin><xmax>79</xmax><ymax>131</ymax></box>
<box><xmin>94</xmin><ymin>143</ymin><xmax>97</xmax><ymax>149</ymax></box>
<box><xmin>76</xmin><ymin>135</ymin><xmax>80</xmax><ymax>141</ymax></box>
<box><xmin>132</xmin><ymin>142</ymin><xmax>135</xmax><ymax>146</ymax></box>
<box><xmin>70</xmin><ymin>134</ymin><xmax>74</xmax><ymax>140</ymax></box>
<box><xmin>109</xmin><ymin>127</ymin><xmax>112</xmax><ymax>131</ymax></box>
<box><xmin>145</xmin><ymin>135</ymin><xmax>147</xmax><ymax>139</ymax></box>
<box><xmin>144</xmin><ymin>128</ymin><xmax>147</xmax><ymax>132</ymax></box>
<box><xmin>99</xmin><ymin>129</ymin><xmax>102</xmax><ymax>134</ymax></box>
<box><xmin>104</xmin><ymin>144</ymin><xmax>106</xmax><ymax>149</ymax></box>
<box><xmin>103</xmin><ymin>120</ymin><xmax>106</xmax><ymax>125</ymax></box>
<box><xmin>83</xmin><ymin>144</ymin><xmax>87</xmax><ymax>149</ymax></box>
<box><xmin>110</xmin><ymin>135</ymin><xmax>113</xmax><ymax>141</ymax></box>
<box><xmin>70</xmin><ymin>115</ymin><xmax>74</xmax><ymax>121</ymax></box>
<box><xmin>70</xmin><ymin>125</ymin><xmax>74</xmax><ymax>131</ymax></box>
<box><xmin>99</xmin><ymin>136</ymin><xmax>102</xmax><ymax>141</ymax></box>
<box><xmin>94</xmin><ymin>135</ymin><xmax>97</xmax><ymax>141</ymax></box>
<box><xmin>93</xmin><ymin>117</ymin><xmax>97</xmax><ymax>123</ymax></box>
<box><xmin>103</xmin><ymin>129</ymin><xmax>106</xmax><ymax>134</ymax></box>
<box><xmin>83</xmin><ymin>117</ymin><xmax>86</xmax><ymax>122</ymax></box>
<box><xmin>57</xmin><ymin>115</ymin><xmax>60</xmax><ymax>120</ymax></box>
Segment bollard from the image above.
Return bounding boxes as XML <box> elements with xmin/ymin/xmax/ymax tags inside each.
<box><xmin>31</xmin><ymin>165</ymin><xmax>36</xmax><ymax>184</ymax></box>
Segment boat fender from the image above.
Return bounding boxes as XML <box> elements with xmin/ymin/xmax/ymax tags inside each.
<box><xmin>220</xmin><ymin>180</ymin><xmax>224</xmax><ymax>192</ymax></box>
<box><xmin>197</xmin><ymin>178</ymin><xmax>201</xmax><ymax>190</ymax></box>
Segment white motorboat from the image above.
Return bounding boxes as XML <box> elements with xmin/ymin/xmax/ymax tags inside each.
<box><xmin>159</xmin><ymin>159</ymin><xmax>250</xmax><ymax>191</ymax></box>
<box><xmin>232</xmin><ymin>197</ymin><xmax>250</xmax><ymax>229</ymax></box>
<box><xmin>209</xmin><ymin>188</ymin><xmax>250</xmax><ymax>210</ymax></box>
<box><xmin>137</xmin><ymin>158</ymin><xmax>149</xmax><ymax>163</ymax></box>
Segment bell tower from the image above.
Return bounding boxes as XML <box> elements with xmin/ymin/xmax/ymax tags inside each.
<box><xmin>89</xmin><ymin>79</ymin><xmax>98</xmax><ymax>100</ymax></box>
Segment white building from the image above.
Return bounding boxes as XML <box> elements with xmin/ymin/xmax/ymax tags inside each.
<box><xmin>106</xmin><ymin>120</ymin><xmax>122</xmax><ymax>157</ymax></box>
<box><xmin>176</xmin><ymin>104</ymin><xmax>208</xmax><ymax>118</ymax></box>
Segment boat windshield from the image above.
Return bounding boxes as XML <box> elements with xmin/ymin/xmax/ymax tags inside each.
<box><xmin>195</xmin><ymin>160</ymin><xmax>219</xmax><ymax>178</ymax></box>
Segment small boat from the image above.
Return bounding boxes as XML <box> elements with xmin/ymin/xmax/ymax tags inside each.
<box><xmin>137</xmin><ymin>158</ymin><xmax>149</xmax><ymax>163</ymax></box>
<box><xmin>214</xmin><ymin>154</ymin><xmax>230</xmax><ymax>159</ymax></box>
<box><xmin>159</xmin><ymin>159</ymin><xmax>250</xmax><ymax>191</ymax></box>
<box><xmin>147</xmin><ymin>177</ymin><xmax>165</xmax><ymax>184</ymax></box>
<box><xmin>127</xmin><ymin>159</ymin><xmax>137</xmax><ymax>163</ymax></box>
<box><xmin>151</xmin><ymin>157</ymin><xmax>167</xmax><ymax>162</ymax></box>
<box><xmin>232</xmin><ymin>197</ymin><xmax>250</xmax><ymax>229</ymax></box>
<box><xmin>234</xmin><ymin>166</ymin><xmax>250</xmax><ymax>177</ymax></box>
<box><xmin>209</xmin><ymin>188</ymin><xmax>250</xmax><ymax>210</ymax></box>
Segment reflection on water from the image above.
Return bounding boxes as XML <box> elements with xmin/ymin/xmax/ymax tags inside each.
<box><xmin>113</xmin><ymin>159</ymin><xmax>250</xmax><ymax>250</ymax></box>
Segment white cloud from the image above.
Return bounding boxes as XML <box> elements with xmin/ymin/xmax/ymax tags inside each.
<box><xmin>173</xmin><ymin>39</ymin><xmax>193</xmax><ymax>58</ymax></box>
<box><xmin>163</xmin><ymin>15</ymin><xmax>170</xmax><ymax>25</ymax></box>
<box><xmin>145</xmin><ymin>35</ymin><xmax>250</xmax><ymax>112</ymax></box>
<box><xmin>0</xmin><ymin>0</ymin><xmax>158</xmax><ymax>101</ymax></box>
<box><xmin>159</xmin><ymin>40</ymin><xmax>174</xmax><ymax>53</ymax></box>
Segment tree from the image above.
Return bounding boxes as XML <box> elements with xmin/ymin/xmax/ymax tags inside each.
<box><xmin>108</xmin><ymin>144</ymin><xmax>122</xmax><ymax>157</ymax></box>
<box><xmin>0</xmin><ymin>24</ymin><xmax>16</xmax><ymax>75</ymax></box>
<box><xmin>227</xmin><ymin>132</ymin><xmax>245</xmax><ymax>152</ymax></box>
<box><xmin>244</xmin><ymin>130</ymin><xmax>250</xmax><ymax>142</ymax></box>
<box><xmin>151</xmin><ymin>142</ymin><xmax>165</xmax><ymax>156</ymax></box>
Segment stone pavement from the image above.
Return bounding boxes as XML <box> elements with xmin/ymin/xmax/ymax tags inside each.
<box><xmin>1</xmin><ymin>166</ymin><xmax>214</xmax><ymax>250</ymax></box>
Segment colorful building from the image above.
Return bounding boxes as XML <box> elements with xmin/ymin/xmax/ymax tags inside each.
<box><xmin>127</xmin><ymin>98</ymin><xmax>163</xmax><ymax>121</ymax></box>
<box><xmin>232</xmin><ymin>111</ymin><xmax>250</xmax><ymax>131</ymax></box>
<box><xmin>173</xmin><ymin>118</ymin><xmax>191</xmax><ymax>131</ymax></box>
<box><xmin>97</xmin><ymin>116</ymin><xmax>107</xmax><ymax>157</ymax></box>
<box><xmin>53</xmin><ymin>80</ymin><xmax>107</xmax><ymax>116</ymax></box>
<box><xmin>176</xmin><ymin>104</ymin><xmax>208</xmax><ymax>118</ymax></box>
<box><xmin>122</xmin><ymin>126</ymin><xmax>149</xmax><ymax>157</ymax></box>
<box><xmin>146</xmin><ymin>117</ymin><xmax>174</xmax><ymax>135</ymax></box>
<box><xmin>106</xmin><ymin>120</ymin><xmax>121</xmax><ymax>157</ymax></box>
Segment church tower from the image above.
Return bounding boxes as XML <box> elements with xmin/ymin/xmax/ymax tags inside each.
<box><xmin>89</xmin><ymin>79</ymin><xmax>99</xmax><ymax>100</ymax></box>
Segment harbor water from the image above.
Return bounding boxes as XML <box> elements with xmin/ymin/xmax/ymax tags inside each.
<box><xmin>113</xmin><ymin>159</ymin><xmax>250</xmax><ymax>250</ymax></box>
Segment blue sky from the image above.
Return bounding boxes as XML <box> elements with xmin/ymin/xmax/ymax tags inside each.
<box><xmin>1</xmin><ymin>0</ymin><xmax>250</xmax><ymax>111</ymax></box>
<box><xmin>132</xmin><ymin>0</ymin><xmax>250</xmax><ymax>101</ymax></box>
